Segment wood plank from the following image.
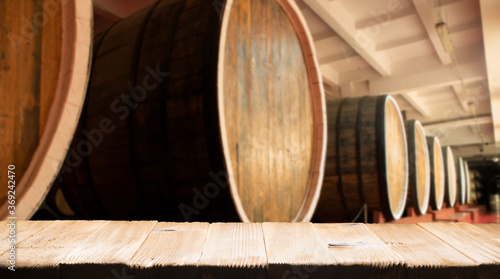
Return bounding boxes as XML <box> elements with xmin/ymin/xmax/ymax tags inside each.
<box><xmin>315</xmin><ymin>223</ymin><xmax>404</xmax><ymax>278</ymax></box>
<box><xmin>0</xmin><ymin>0</ymin><xmax>41</xmax><ymax>211</ymax></box>
<box><xmin>0</xmin><ymin>221</ymin><xmax>49</xmax><ymax>253</ymax></box>
<box><xmin>130</xmin><ymin>222</ymin><xmax>209</xmax><ymax>278</ymax></box>
<box><xmin>0</xmin><ymin>221</ymin><xmax>105</xmax><ymax>278</ymax></box>
<box><xmin>262</xmin><ymin>222</ymin><xmax>335</xmax><ymax>278</ymax></box>
<box><xmin>198</xmin><ymin>223</ymin><xmax>267</xmax><ymax>278</ymax></box>
<box><xmin>369</xmin><ymin>223</ymin><xmax>478</xmax><ymax>278</ymax></box>
<box><xmin>418</xmin><ymin>222</ymin><xmax>500</xmax><ymax>278</ymax></box>
<box><xmin>473</xmin><ymin>224</ymin><xmax>500</xmax><ymax>240</ymax></box>
<box><xmin>59</xmin><ymin>221</ymin><xmax>157</xmax><ymax>279</ymax></box>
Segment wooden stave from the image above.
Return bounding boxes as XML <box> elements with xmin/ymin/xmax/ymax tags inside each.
<box><xmin>442</xmin><ymin>146</ymin><xmax>457</xmax><ymax>207</ymax></box>
<box><xmin>463</xmin><ymin>160</ymin><xmax>471</xmax><ymax>204</ymax></box>
<box><xmin>405</xmin><ymin>120</ymin><xmax>430</xmax><ymax>215</ymax></box>
<box><xmin>58</xmin><ymin>0</ymin><xmax>326</xmax><ymax>222</ymax></box>
<box><xmin>426</xmin><ymin>136</ymin><xmax>445</xmax><ymax>210</ymax></box>
<box><xmin>313</xmin><ymin>95</ymin><xmax>408</xmax><ymax>222</ymax></box>
<box><xmin>0</xmin><ymin>0</ymin><xmax>93</xmax><ymax>220</ymax></box>
<box><xmin>456</xmin><ymin>157</ymin><xmax>467</xmax><ymax>205</ymax></box>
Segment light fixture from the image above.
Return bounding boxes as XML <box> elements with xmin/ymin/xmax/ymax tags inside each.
<box><xmin>435</xmin><ymin>22</ymin><xmax>454</xmax><ymax>54</ymax></box>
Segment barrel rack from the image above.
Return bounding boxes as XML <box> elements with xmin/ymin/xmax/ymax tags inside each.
<box><xmin>374</xmin><ymin>204</ymin><xmax>487</xmax><ymax>224</ymax></box>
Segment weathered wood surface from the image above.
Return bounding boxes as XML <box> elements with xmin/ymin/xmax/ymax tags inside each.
<box><xmin>0</xmin><ymin>221</ymin><xmax>499</xmax><ymax>278</ymax></box>
<box><xmin>427</xmin><ymin>136</ymin><xmax>445</xmax><ymax>210</ymax></box>
<box><xmin>405</xmin><ymin>120</ymin><xmax>430</xmax><ymax>216</ymax></box>
<box><xmin>0</xmin><ymin>0</ymin><xmax>93</xmax><ymax>220</ymax></box>
<box><xmin>442</xmin><ymin>146</ymin><xmax>457</xmax><ymax>207</ymax></box>
<box><xmin>222</xmin><ymin>0</ymin><xmax>315</xmax><ymax>223</ymax></box>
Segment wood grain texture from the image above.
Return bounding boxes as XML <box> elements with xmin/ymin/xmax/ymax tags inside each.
<box><xmin>405</xmin><ymin>120</ymin><xmax>430</xmax><ymax>215</ymax></box>
<box><xmin>130</xmin><ymin>222</ymin><xmax>209</xmax><ymax>278</ymax></box>
<box><xmin>474</xmin><ymin>224</ymin><xmax>500</xmax><ymax>240</ymax></box>
<box><xmin>1</xmin><ymin>221</ymin><xmax>500</xmax><ymax>278</ymax></box>
<box><xmin>262</xmin><ymin>222</ymin><xmax>335</xmax><ymax>278</ymax></box>
<box><xmin>220</xmin><ymin>0</ymin><xmax>322</xmax><ymax>222</ymax></box>
<box><xmin>59</xmin><ymin>221</ymin><xmax>157</xmax><ymax>279</ymax></box>
<box><xmin>0</xmin><ymin>0</ymin><xmax>93</xmax><ymax>220</ymax></box>
<box><xmin>0</xmin><ymin>221</ymin><xmax>49</xmax><ymax>254</ymax></box>
<box><xmin>0</xmin><ymin>221</ymin><xmax>105</xmax><ymax>278</ymax></box>
<box><xmin>198</xmin><ymin>223</ymin><xmax>267</xmax><ymax>278</ymax></box>
<box><xmin>384</xmin><ymin>97</ymin><xmax>408</xmax><ymax>216</ymax></box>
<box><xmin>427</xmin><ymin>137</ymin><xmax>445</xmax><ymax>210</ymax></box>
<box><xmin>442</xmin><ymin>146</ymin><xmax>457</xmax><ymax>207</ymax></box>
<box><xmin>315</xmin><ymin>223</ymin><xmax>404</xmax><ymax>278</ymax></box>
<box><xmin>314</xmin><ymin>95</ymin><xmax>407</xmax><ymax>222</ymax></box>
<box><xmin>369</xmin><ymin>223</ymin><xmax>478</xmax><ymax>278</ymax></box>
<box><xmin>418</xmin><ymin>222</ymin><xmax>500</xmax><ymax>278</ymax></box>
<box><xmin>0</xmin><ymin>0</ymin><xmax>43</xmax><ymax>209</ymax></box>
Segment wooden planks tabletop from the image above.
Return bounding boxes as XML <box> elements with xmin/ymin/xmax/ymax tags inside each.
<box><xmin>0</xmin><ymin>221</ymin><xmax>499</xmax><ymax>278</ymax></box>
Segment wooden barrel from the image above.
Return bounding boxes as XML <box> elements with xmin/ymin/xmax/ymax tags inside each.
<box><xmin>0</xmin><ymin>0</ymin><xmax>92</xmax><ymax>220</ymax></box>
<box><xmin>405</xmin><ymin>120</ymin><xmax>430</xmax><ymax>215</ymax></box>
<box><xmin>442</xmin><ymin>146</ymin><xmax>457</xmax><ymax>207</ymax></box>
<box><xmin>313</xmin><ymin>95</ymin><xmax>408</xmax><ymax>222</ymax></box>
<box><xmin>456</xmin><ymin>157</ymin><xmax>467</xmax><ymax>205</ymax></box>
<box><xmin>426</xmin><ymin>136</ymin><xmax>445</xmax><ymax>210</ymax></box>
<box><xmin>463</xmin><ymin>160</ymin><xmax>471</xmax><ymax>204</ymax></box>
<box><xmin>57</xmin><ymin>0</ymin><xmax>326</xmax><ymax>222</ymax></box>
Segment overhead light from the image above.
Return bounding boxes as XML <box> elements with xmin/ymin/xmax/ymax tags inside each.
<box><xmin>436</xmin><ymin>22</ymin><xmax>454</xmax><ymax>54</ymax></box>
<box><xmin>493</xmin><ymin>157</ymin><xmax>499</xmax><ymax>163</ymax></box>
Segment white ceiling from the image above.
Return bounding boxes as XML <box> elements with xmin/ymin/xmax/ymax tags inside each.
<box><xmin>298</xmin><ymin>0</ymin><xmax>500</xmax><ymax>160</ymax></box>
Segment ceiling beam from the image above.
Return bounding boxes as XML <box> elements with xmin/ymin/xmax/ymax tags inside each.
<box><xmin>303</xmin><ymin>0</ymin><xmax>391</xmax><ymax>76</ymax></box>
<box><xmin>426</xmin><ymin>126</ymin><xmax>494</xmax><ymax>147</ymax></box>
<box><xmin>423</xmin><ymin>115</ymin><xmax>492</xmax><ymax>129</ymax></box>
<box><xmin>368</xmin><ymin>45</ymin><xmax>486</xmax><ymax>95</ymax></box>
<box><xmin>376</xmin><ymin>20</ymin><xmax>481</xmax><ymax>52</ymax></box>
<box><xmin>412</xmin><ymin>0</ymin><xmax>452</xmax><ymax>65</ymax></box>
<box><xmin>480</xmin><ymin>0</ymin><xmax>500</xmax><ymax>143</ymax></box>
<box><xmin>401</xmin><ymin>92</ymin><xmax>430</xmax><ymax>117</ymax></box>
<box><xmin>355</xmin><ymin>8</ymin><xmax>415</xmax><ymax>30</ymax></box>
<box><xmin>453</xmin><ymin>144</ymin><xmax>500</xmax><ymax>158</ymax></box>
<box><xmin>451</xmin><ymin>84</ymin><xmax>470</xmax><ymax>112</ymax></box>
<box><xmin>312</xmin><ymin>31</ymin><xmax>338</xmax><ymax>42</ymax></box>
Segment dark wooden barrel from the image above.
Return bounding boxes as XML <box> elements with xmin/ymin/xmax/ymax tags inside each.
<box><xmin>442</xmin><ymin>146</ymin><xmax>457</xmax><ymax>207</ymax></box>
<box><xmin>456</xmin><ymin>157</ymin><xmax>467</xmax><ymax>205</ymax></box>
<box><xmin>463</xmin><ymin>160</ymin><xmax>471</xmax><ymax>204</ymax></box>
<box><xmin>313</xmin><ymin>95</ymin><xmax>408</xmax><ymax>222</ymax></box>
<box><xmin>405</xmin><ymin>120</ymin><xmax>430</xmax><ymax>215</ymax></box>
<box><xmin>0</xmin><ymin>0</ymin><xmax>92</xmax><ymax>220</ymax></box>
<box><xmin>57</xmin><ymin>0</ymin><xmax>326</xmax><ymax>222</ymax></box>
<box><xmin>426</xmin><ymin>136</ymin><xmax>445</xmax><ymax>210</ymax></box>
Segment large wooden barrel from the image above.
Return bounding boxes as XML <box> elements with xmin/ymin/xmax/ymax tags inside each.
<box><xmin>313</xmin><ymin>95</ymin><xmax>408</xmax><ymax>222</ymax></box>
<box><xmin>442</xmin><ymin>146</ymin><xmax>457</xmax><ymax>207</ymax></box>
<box><xmin>426</xmin><ymin>136</ymin><xmax>445</xmax><ymax>210</ymax></box>
<box><xmin>456</xmin><ymin>157</ymin><xmax>467</xmax><ymax>205</ymax></box>
<box><xmin>57</xmin><ymin>0</ymin><xmax>326</xmax><ymax>222</ymax></box>
<box><xmin>463</xmin><ymin>160</ymin><xmax>471</xmax><ymax>204</ymax></box>
<box><xmin>0</xmin><ymin>0</ymin><xmax>92</xmax><ymax>220</ymax></box>
<box><xmin>405</xmin><ymin>120</ymin><xmax>430</xmax><ymax>215</ymax></box>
